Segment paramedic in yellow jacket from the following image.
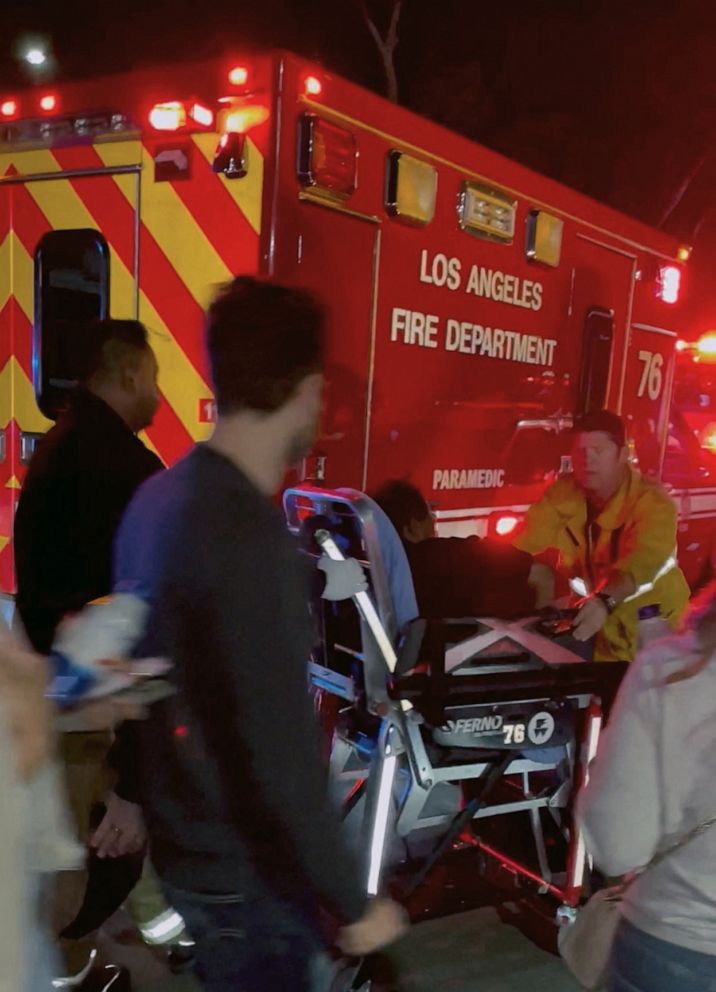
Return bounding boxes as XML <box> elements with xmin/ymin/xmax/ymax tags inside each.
<box><xmin>514</xmin><ymin>409</ymin><xmax>690</xmax><ymax>661</ymax></box>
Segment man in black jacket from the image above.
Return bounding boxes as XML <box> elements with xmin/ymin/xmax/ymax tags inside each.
<box><xmin>114</xmin><ymin>277</ymin><xmax>406</xmax><ymax>991</ymax></box>
<box><xmin>13</xmin><ymin>319</ymin><xmax>163</xmax><ymax>982</ymax></box>
<box><xmin>14</xmin><ymin>319</ymin><xmax>162</xmax><ymax>652</ymax></box>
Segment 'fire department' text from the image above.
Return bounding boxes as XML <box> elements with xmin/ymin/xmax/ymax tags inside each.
<box><xmin>390</xmin><ymin>308</ymin><xmax>557</xmax><ymax>366</ymax></box>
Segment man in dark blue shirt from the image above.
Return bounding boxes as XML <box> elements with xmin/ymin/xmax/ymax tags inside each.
<box><xmin>114</xmin><ymin>277</ymin><xmax>406</xmax><ymax>991</ymax></box>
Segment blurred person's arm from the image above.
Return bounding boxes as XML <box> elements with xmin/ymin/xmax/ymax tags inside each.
<box><xmin>13</xmin><ymin>468</ymin><xmax>77</xmax><ymax>653</ymax></box>
<box><xmin>91</xmin><ymin>790</ymin><xmax>146</xmax><ymax>858</ymax></box>
<box><xmin>577</xmin><ymin>659</ymin><xmax>660</xmax><ymax>876</ymax></box>
<box><xmin>0</xmin><ymin>624</ymin><xmax>53</xmax><ymax>780</ymax></box>
<box><xmin>89</xmin><ymin>721</ymin><xmax>147</xmax><ymax>858</ymax></box>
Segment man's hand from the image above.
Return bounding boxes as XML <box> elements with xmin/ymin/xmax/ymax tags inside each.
<box><xmin>572</xmin><ymin>596</ymin><xmax>609</xmax><ymax>642</ymax></box>
<box><xmin>336</xmin><ymin>897</ymin><xmax>408</xmax><ymax>957</ymax></box>
<box><xmin>90</xmin><ymin>791</ymin><xmax>147</xmax><ymax>858</ymax></box>
<box><xmin>318</xmin><ymin>555</ymin><xmax>368</xmax><ymax>602</ymax></box>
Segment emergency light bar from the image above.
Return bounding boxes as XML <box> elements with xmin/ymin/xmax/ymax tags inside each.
<box><xmin>304</xmin><ymin>75</ymin><xmax>323</xmax><ymax>97</ymax></box>
<box><xmin>189</xmin><ymin>103</ymin><xmax>214</xmax><ymax>127</ymax></box>
<box><xmin>696</xmin><ymin>333</ymin><xmax>716</xmax><ymax>359</ymax></box>
<box><xmin>217</xmin><ymin>103</ymin><xmax>269</xmax><ymax>134</ymax></box>
<box><xmin>701</xmin><ymin>426</ymin><xmax>716</xmax><ymax>452</ymax></box>
<box><xmin>149</xmin><ymin>101</ymin><xmax>186</xmax><ymax>131</ymax></box>
<box><xmin>39</xmin><ymin>93</ymin><xmax>58</xmax><ymax>113</ymax></box>
<box><xmin>149</xmin><ymin>99</ymin><xmax>218</xmax><ymax>132</ymax></box>
<box><xmin>0</xmin><ymin>110</ymin><xmax>134</xmax><ymax>147</ymax></box>
<box><xmin>228</xmin><ymin>65</ymin><xmax>250</xmax><ymax>87</ymax></box>
<box><xmin>0</xmin><ymin>94</ymin><xmax>61</xmax><ymax>121</ymax></box>
<box><xmin>0</xmin><ymin>99</ymin><xmax>18</xmax><ymax>119</ymax></box>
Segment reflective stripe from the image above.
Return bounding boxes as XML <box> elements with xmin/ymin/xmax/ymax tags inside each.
<box><xmin>570</xmin><ymin>553</ymin><xmax>677</xmax><ymax>605</ymax></box>
<box><xmin>51</xmin><ymin>949</ymin><xmax>98</xmax><ymax>988</ymax></box>
<box><xmin>367</xmin><ymin>752</ymin><xmax>397</xmax><ymax>896</ymax></box>
<box><xmin>569</xmin><ymin>577</ymin><xmax>590</xmax><ymax>597</ymax></box>
<box><xmin>623</xmin><ymin>553</ymin><xmax>677</xmax><ymax>602</ymax></box>
<box><xmin>138</xmin><ymin>908</ymin><xmax>186</xmax><ymax>945</ymax></box>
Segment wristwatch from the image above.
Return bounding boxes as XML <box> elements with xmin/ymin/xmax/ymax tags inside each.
<box><xmin>595</xmin><ymin>591</ymin><xmax>618</xmax><ymax>614</ymax></box>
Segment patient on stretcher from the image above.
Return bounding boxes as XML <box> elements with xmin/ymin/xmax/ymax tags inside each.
<box><xmin>371</xmin><ymin>480</ymin><xmax>554</xmax><ymax>621</ymax></box>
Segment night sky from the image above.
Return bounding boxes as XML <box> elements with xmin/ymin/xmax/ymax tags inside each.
<box><xmin>3</xmin><ymin>0</ymin><xmax>716</xmax><ymax>332</ymax></box>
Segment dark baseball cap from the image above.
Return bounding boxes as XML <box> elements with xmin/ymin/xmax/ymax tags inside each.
<box><xmin>572</xmin><ymin>409</ymin><xmax>626</xmax><ymax>448</ymax></box>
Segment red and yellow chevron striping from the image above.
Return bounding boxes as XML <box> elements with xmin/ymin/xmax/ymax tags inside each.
<box><xmin>0</xmin><ymin>133</ymin><xmax>263</xmax><ymax>593</ymax></box>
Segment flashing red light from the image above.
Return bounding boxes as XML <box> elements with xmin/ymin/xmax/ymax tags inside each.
<box><xmin>494</xmin><ymin>514</ymin><xmax>520</xmax><ymax>537</ymax></box>
<box><xmin>304</xmin><ymin>75</ymin><xmax>323</xmax><ymax>96</ymax></box>
<box><xmin>702</xmin><ymin>428</ymin><xmax>716</xmax><ymax>453</ymax></box>
<box><xmin>189</xmin><ymin>102</ymin><xmax>214</xmax><ymax>128</ymax></box>
<box><xmin>1</xmin><ymin>99</ymin><xmax>18</xmax><ymax>118</ymax></box>
<box><xmin>174</xmin><ymin>724</ymin><xmax>189</xmax><ymax>739</ymax></box>
<box><xmin>658</xmin><ymin>265</ymin><xmax>681</xmax><ymax>304</ymax></box>
<box><xmin>298</xmin><ymin>116</ymin><xmax>358</xmax><ymax>198</ymax></box>
<box><xmin>39</xmin><ymin>93</ymin><xmax>58</xmax><ymax>113</ymax></box>
<box><xmin>221</xmin><ymin>104</ymin><xmax>269</xmax><ymax>134</ymax></box>
<box><xmin>696</xmin><ymin>333</ymin><xmax>716</xmax><ymax>358</ymax></box>
<box><xmin>228</xmin><ymin>65</ymin><xmax>249</xmax><ymax>86</ymax></box>
<box><xmin>149</xmin><ymin>101</ymin><xmax>186</xmax><ymax>131</ymax></box>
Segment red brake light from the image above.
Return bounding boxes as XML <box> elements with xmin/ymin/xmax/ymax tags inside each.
<box><xmin>149</xmin><ymin>101</ymin><xmax>186</xmax><ymax>131</ymax></box>
<box><xmin>696</xmin><ymin>333</ymin><xmax>716</xmax><ymax>359</ymax></box>
<box><xmin>297</xmin><ymin>115</ymin><xmax>358</xmax><ymax>199</ymax></box>
<box><xmin>658</xmin><ymin>265</ymin><xmax>681</xmax><ymax>304</ymax></box>
<box><xmin>304</xmin><ymin>75</ymin><xmax>323</xmax><ymax>97</ymax></box>
<box><xmin>39</xmin><ymin>93</ymin><xmax>57</xmax><ymax>113</ymax></box>
<box><xmin>228</xmin><ymin>65</ymin><xmax>249</xmax><ymax>87</ymax></box>
<box><xmin>1</xmin><ymin>99</ymin><xmax>18</xmax><ymax>119</ymax></box>
<box><xmin>700</xmin><ymin>425</ymin><xmax>716</xmax><ymax>452</ymax></box>
<box><xmin>494</xmin><ymin>514</ymin><xmax>520</xmax><ymax>537</ymax></box>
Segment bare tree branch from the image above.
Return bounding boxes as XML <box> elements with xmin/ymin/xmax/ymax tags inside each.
<box><xmin>354</xmin><ymin>0</ymin><xmax>403</xmax><ymax>103</ymax></box>
<box><xmin>658</xmin><ymin>151</ymin><xmax>708</xmax><ymax>229</ymax></box>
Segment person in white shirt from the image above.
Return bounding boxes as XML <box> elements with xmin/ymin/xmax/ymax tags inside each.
<box><xmin>0</xmin><ymin>617</ymin><xmax>152</xmax><ymax>992</ymax></box>
<box><xmin>578</xmin><ymin>580</ymin><xmax>716</xmax><ymax>992</ymax></box>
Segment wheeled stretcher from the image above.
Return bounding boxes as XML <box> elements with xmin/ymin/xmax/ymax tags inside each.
<box><xmin>284</xmin><ymin>486</ymin><xmax>607</xmax><ymax>929</ymax></box>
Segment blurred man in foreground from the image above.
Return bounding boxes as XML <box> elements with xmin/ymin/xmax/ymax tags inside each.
<box><xmin>114</xmin><ymin>277</ymin><xmax>407</xmax><ymax>991</ymax></box>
